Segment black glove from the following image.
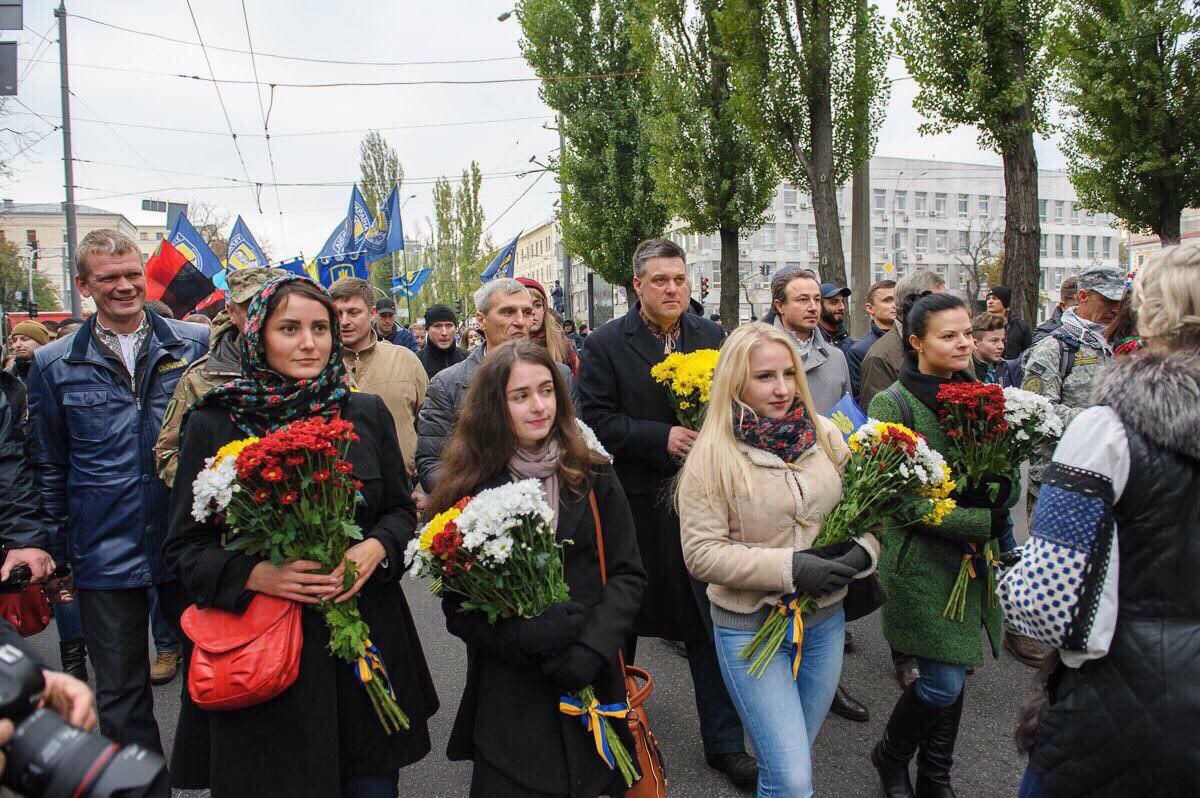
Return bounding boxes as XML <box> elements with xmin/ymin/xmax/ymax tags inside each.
<box><xmin>542</xmin><ymin>643</ymin><xmax>608</xmax><ymax>692</ymax></box>
<box><xmin>792</xmin><ymin>551</ymin><xmax>857</xmax><ymax>596</ymax></box>
<box><xmin>988</xmin><ymin>508</ymin><xmax>1010</xmax><ymax>541</ymax></box>
<box><xmin>953</xmin><ymin>473</ymin><xmax>1013</xmax><ymax>509</ymax></box>
<box><xmin>517</xmin><ymin>602</ymin><xmax>586</xmax><ymax>659</ymax></box>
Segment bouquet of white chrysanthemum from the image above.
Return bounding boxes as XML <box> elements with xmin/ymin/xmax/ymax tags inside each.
<box><xmin>1001</xmin><ymin>387</ymin><xmax>1063</xmax><ymax>469</ymax></box>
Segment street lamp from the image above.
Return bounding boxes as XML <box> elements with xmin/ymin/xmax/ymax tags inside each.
<box><xmin>497</xmin><ymin>10</ymin><xmax>512</xmax><ymax>21</ymax></box>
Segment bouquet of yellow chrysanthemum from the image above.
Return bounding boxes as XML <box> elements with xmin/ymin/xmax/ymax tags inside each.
<box><xmin>739</xmin><ymin>420</ymin><xmax>956</xmax><ymax>679</ymax></box>
<box><xmin>650</xmin><ymin>349</ymin><xmax>720</xmax><ymax>429</ymax></box>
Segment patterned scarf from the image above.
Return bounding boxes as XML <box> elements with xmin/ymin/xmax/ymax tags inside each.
<box><xmin>188</xmin><ymin>274</ymin><xmax>349</xmax><ymax>436</ymax></box>
<box><xmin>1059</xmin><ymin>307</ymin><xmax>1113</xmax><ymax>355</ymax></box>
<box><xmin>733</xmin><ymin>399</ymin><xmax>817</xmax><ymax>464</ymax></box>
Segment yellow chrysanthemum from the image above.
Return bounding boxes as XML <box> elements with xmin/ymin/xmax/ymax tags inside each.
<box><xmin>215</xmin><ymin>436</ymin><xmax>259</xmax><ymax>465</ymax></box>
<box><xmin>418</xmin><ymin>507</ymin><xmax>461</xmax><ymax>552</ymax></box>
<box><xmin>922</xmin><ymin>497</ymin><xmax>956</xmax><ymax>526</ymax></box>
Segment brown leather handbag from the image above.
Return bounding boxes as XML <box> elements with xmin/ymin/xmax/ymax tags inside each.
<box><xmin>589</xmin><ymin>491</ymin><xmax>668</xmax><ymax>797</ymax></box>
<box><xmin>181</xmin><ymin>594</ymin><xmax>303</xmax><ymax>711</ymax></box>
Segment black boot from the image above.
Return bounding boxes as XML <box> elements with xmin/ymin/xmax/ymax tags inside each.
<box><xmin>915</xmin><ymin>690</ymin><xmax>964</xmax><ymax>798</ymax></box>
<box><xmin>59</xmin><ymin>639</ymin><xmax>88</xmax><ymax>682</ymax></box>
<box><xmin>871</xmin><ymin>685</ymin><xmax>947</xmax><ymax>798</ymax></box>
<box><xmin>830</xmin><ymin>682</ymin><xmax>870</xmax><ymax>722</ymax></box>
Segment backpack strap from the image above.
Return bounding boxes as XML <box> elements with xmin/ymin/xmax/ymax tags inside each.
<box><xmin>884</xmin><ymin>384</ymin><xmax>914</xmax><ymax>428</ymax></box>
<box><xmin>1051</xmin><ymin>331</ymin><xmax>1080</xmax><ymax>382</ymax></box>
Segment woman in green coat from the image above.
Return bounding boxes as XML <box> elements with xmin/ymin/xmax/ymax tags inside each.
<box><xmin>867</xmin><ymin>292</ymin><xmax>1017</xmax><ymax>798</ymax></box>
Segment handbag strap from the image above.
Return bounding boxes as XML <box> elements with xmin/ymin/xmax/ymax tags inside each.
<box><xmin>589</xmin><ymin>487</ymin><xmax>631</xmax><ymax>674</ymax></box>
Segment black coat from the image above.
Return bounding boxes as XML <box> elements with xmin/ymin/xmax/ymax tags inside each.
<box><xmin>0</xmin><ymin>371</ymin><xmax>48</xmax><ymax>552</ymax></box>
<box><xmin>165</xmin><ymin>393</ymin><xmax>438</xmax><ymax>798</ymax></box>
<box><xmin>444</xmin><ymin>464</ymin><xmax>645</xmax><ymax>798</ymax></box>
<box><xmin>1003</xmin><ymin>316</ymin><xmax>1034</xmax><ymax>359</ymax></box>
<box><xmin>577</xmin><ymin>303</ymin><xmax>724</xmax><ymax>640</ymax></box>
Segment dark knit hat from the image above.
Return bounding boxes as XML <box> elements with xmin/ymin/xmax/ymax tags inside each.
<box><xmin>424</xmin><ymin>304</ymin><xmax>457</xmax><ymax>326</ymax></box>
<box><xmin>986</xmin><ymin>285</ymin><xmax>1013</xmax><ymax>308</ymax></box>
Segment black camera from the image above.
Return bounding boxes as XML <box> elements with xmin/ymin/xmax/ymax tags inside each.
<box><xmin>0</xmin><ymin>643</ymin><xmax>169</xmax><ymax>798</ymax></box>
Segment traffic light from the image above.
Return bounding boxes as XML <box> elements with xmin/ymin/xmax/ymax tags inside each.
<box><xmin>27</xmin><ymin>301</ymin><xmax>37</xmax><ymax>319</ymax></box>
<box><xmin>700</xmin><ymin>277</ymin><xmax>710</xmax><ymax>299</ymax></box>
<box><xmin>760</xmin><ymin>264</ymin><xmax>769</xmax><ymax>277</ymax></box>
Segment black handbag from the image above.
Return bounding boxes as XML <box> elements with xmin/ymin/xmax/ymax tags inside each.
<box><xmin>843</xmin><ymin>573</ymin><xmax>886</xmax><ymax>622</ymax></box>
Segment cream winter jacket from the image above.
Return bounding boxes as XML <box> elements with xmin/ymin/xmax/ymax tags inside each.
<box><xmin>680</xmin><ymin>416</ymin><xmax>880</xmax><ymax>615</ymax></box>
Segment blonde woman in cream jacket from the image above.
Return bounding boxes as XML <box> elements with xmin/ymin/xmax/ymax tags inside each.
<box><xmin>679</xmin><ymin>322</ymin><xmax>879</xmax><ymax>798</ymax></box>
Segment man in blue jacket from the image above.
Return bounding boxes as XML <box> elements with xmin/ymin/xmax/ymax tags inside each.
<box><xmin>27</xmin><ymin>229</ymin><xmax>208</xmax><ymax>752</ymax></box>
<box><xmin>371</xmin><ymin>297</ymin><xmax>419</xmax><ymax>352</ymax></box>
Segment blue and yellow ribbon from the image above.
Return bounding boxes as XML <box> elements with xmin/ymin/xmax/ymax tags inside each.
<box><xmin>353</xmin><ymin>638</ymin><xmax>398</xmax><ymax>702</ymax></box>
<box><xmin>778</xmin><ymin>596</ymin><xmax>807</xmax><ymax>679</ymax></box>
<box><xmin>558</xmin><ymin>694</ymin><xmax>629</xmax><ymax>770</ymax></box>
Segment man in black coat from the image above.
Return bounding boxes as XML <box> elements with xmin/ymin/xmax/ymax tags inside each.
<box><xmin>577</xmin><ymin>239</ymin><xmax>756</xmax><ymax>789</ymax></box>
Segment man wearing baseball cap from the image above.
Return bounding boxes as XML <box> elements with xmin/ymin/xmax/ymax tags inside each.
<box><xmin>818</xmin><ymin>282</ymin><xmax>855</xmax><ymax>355</ymax></box>
<box><xmin>371</xmin><ymin>297</ymin><xmax>419</xmax><ymax>353</ymax></box>
<box><xmin>154</xmin><ymin>267</ymin><xmax>285</xmax><ymax>488</ymax></box>
<box><xmin>7</xmin><ymin>320</ymin><xmax>50</xmax><ymax>386</ymax></box>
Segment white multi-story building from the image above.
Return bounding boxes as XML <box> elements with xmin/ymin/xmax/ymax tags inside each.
<box><xmin>668</xmin><ymin>156</ymin><xmax>1123</xmax><ymax>321</ymax></box>
<box><xmin>1128</xmin><ymin>207</ymin><xmax>1200</xmax><ymax>273</ymax></box>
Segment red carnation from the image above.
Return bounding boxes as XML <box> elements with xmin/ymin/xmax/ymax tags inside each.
<box><xmin>313</xmin><ymin>469</ymin><xmax>331</xmax><ymax>483</ymax></box>
<box><xmin>334</xmin><ymin>461</ymin><xmax>353</xmax><ymax>474</ymax></box>
<box><xmin>261</xmin><ymin>466</ymin><xmax>284</xmax><ymax>483</ymax></box>
<box><xmin>253</xmin><ymin>489</ymin><xmax>270</xmax><ymax>504</ymax></box>
<box><xmin>280</xmin><ymin>491</ymin><xmax>298</xmax><ymax>505</ymax></box>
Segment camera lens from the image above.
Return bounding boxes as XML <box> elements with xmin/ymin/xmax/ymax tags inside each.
<box><xmin>2</xmin><ymin>708</ymin><xmax>168</xmax><ymax>798</ymax></box>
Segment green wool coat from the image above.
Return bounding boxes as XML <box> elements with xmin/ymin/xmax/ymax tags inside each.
<box><xmin>867</xmin><ymin>383</ymin><xmax>1016</xmax><ymax>667</ymax></box>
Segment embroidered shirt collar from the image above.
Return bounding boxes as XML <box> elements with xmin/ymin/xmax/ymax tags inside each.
<box><xmin>640</xmin><ymin>308</ymin><xmax>682</xmax><ymax>353</ymax></box>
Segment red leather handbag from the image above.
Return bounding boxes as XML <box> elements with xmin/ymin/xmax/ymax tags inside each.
<box><xmin>181</xmin><ymin>594</ymin><xmax>302</xmax><ymax>711</ymax></box>
<box><xmin>0</xmin><ymin>585</ymin><xmax>51</xmax><ymax>637</ymax></box>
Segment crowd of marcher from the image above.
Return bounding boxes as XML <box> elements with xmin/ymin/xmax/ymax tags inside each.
<box><xmin>0</xmin><ymin>226</ymin><xmax>1196</xmax><ymax>798</ymax></box>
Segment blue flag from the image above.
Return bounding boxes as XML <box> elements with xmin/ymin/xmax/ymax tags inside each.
<box><xmin>825</xmin><ymin>392</ymin><xmax>868</xmax><ymax>442</ymax></box>
<box><xmin>278</xmin><ymin>257</ymin><xmax>309</xmax><ymax>278</ymax></box>
<box><xmin>167</xmin><ymin>213</ymin><xmax>226</xmax><ymax>291</ymax></box>
<box><xmin>316</xmin><ymin>185</ymin><xmax>383</xmax><ymax>261</ymax></box>
<box><xmin>315</xmin><ymin>253</ymin><xmax>368</xmax><ymax>287</ymax></box>
<box><xmin>480</xmin><ymin>232</ymin><xmax>521</xmax><ymax>283</ymax></box>
<box><xmin>368</xmin><ymin>186</ymin><xmax>406</xmax><ymax>261</ymax></box>
<box><xmin>226</xmin><ymin>216</ymin><xmax>269</xmax><ymax>271</ymax></box>
<box><xmin>391</xmin><ymin>268</ymin><xmax>432</xmax><ymax>300</ymax></box>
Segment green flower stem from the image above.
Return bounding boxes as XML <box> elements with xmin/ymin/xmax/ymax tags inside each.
<box><xmin>575</xmin><ymin>685</ymin><xmax>638</xmax><ymax>789</ymax></box>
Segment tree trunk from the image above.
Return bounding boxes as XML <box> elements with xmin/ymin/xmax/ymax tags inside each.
<box><xmin>805</xmin><ymin>60</ymin><xmax>847</xmax><ymax>287</ymax></box>
<box><xmin>1156</xmin><ymin>188</ymin><xmax>1182</xmax><ymax>245</ymax></box>
<box><xmin>719</xmin><ymin>226</ymin><xmax>740</xmax><ymax>329</ymax></box>
<box><xmin>1000</xmin><ymin>126</ymin><xmax>1041</xmax><ymax>326</ymax></box>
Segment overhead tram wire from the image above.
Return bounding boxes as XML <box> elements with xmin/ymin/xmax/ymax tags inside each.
<box><xmin>184</xmin><ymin>0</ymin><xmax>261</xmax><ymax>213</ymax></box>
<box><xmin>483</xmin><ymin>170</ymin><xmax>549</xmax><ymax>235</ymax></box>
<box><xmin>67</xmin><ymin>90</ymin><xmax>180</xmax><ymax>191</ymax></box>
<box><xmin>67</xmin><ymin>12</ymin><xmax>524</xmax><ymax>68</ymax></box>
<box><xmin>240</xmin><ymin>0</ymin><xmax>286</xmax><ymax>248</ymax></box>
<box><xmin>18</xmin><ymin>21</ymin><xmax>57</xmax><ymax>85</ymax></box>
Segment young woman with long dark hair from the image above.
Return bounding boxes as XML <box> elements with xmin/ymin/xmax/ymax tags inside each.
<box><xmin>867</xmin><ymin>292</ymin><xmax>1017</xmax><ymax>798</ymax></box>
<box><xmin>166</xmin><ymin>275</ymin><xmax>438</xmax><ymax>798</ymax></box>
<box><xmin>430</xmin><ymin>339</ymin><xmax>645</xmax><ymax>798</ymax></box>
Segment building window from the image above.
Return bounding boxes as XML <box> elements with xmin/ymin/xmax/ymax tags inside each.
<box><xmin>1086</xmin><ymin>236</ymin><xmax>1096</xmax><ymax>259</ymax></box>
<box><xmin>1102</xmin><ymin>237</ymin><xmax>1112</xmax><ymax>259</ymax></box>
<box><xmin>895</xmin><ymin>191</ymin><xmax>908</xmax><ymax>213</ymax></box>
<box><xmin>873</xmin><ymin>227</ymin><xmax>887</xmax><ymax>252</ymax></box>
<box><xmin>156</xmin><ymin>232</ymin><xmax>164</xmax><ymax>241</ymax></box>
<box><xmin>1086</xmin><ymin>211</ymin><xmax>1095</xmax><ymax>226</ymax></box>
<box><xmin>893</xmin><ymin>229</ymin><xmax>908</xmax><ymax>253</ymax></box>
<box><xmin>934</xmin><ymin>193</ymin><xmax>947</xmax><ymax>217</ymax></box>
<box><xmin>1039</xmin><ymin>200</ymin><xmax>1047</xmax><ymax>222</ymax></box>
<box><xmin>934</xmin><ymin>229</ymin><xmax>948</xmax><ymax>253</ymax></box>
<box><xmin>1040</xmin><ymin>234</ymin><xmax>1048</xmax><ymax>257</ymax></box>
<box><xmin>784</xmin><ymin>224</ymin><xmax>800</xmax><ymax>249</ymax></box>
<box><xmin>783</xmin><ymin>186</ymin><xmax>797</xmax><ymax>210</ymax></box>
<box><xmin>24</xmin><ymin>230</ymin><xmax>36</xmax><ymax>244</ymax></box>
<box><xmin>957</xmin><ymin>194</ymin><xmax>969</xmax><ymax>219</ymax></box>
<box><xmin>914</xmin><ymin>192</ymin><xmax>928</xmax><ymax>215</ymax></box>
<box><xmin>1071</xmin><ymin>235</ymin><xmax>1080</xmax><ymax>258</ymax></box>
<box><xmin>1055</xmin><ymin>200</ymin><xmax>1064</xmax><ymax>223</ymax></box>
<box><xmin>711</xmin><ymin>233</ymin><xmax>721</xmax><ymax>250</ymax></box>
<box><xmin>139</xmin><ymin>231</ymin><xmax>149</xmax><ymax>241</ymax></box>
<box><xmin>1054</xmin><ymin>234</ymin><xmax>1065</xmax><ymax>258</ymax></box>
<box><xmin>1068</xmin><ymin>203</ymin><xmax>1078</xmax><ymax>224</ymax></box>
<box><xmin>785</xmin><ymin>261</ymin><xmax>801</xmax><ymax>270</ymax></box>
<box><xmin>958</xmin><ymin>230</ymin><xmax>970</xmax><ymax>251</ymax></box>
<box><xmin>760</xmin><ymin>225</ymin><xmax>776</xmax><ymax>250</ymax></box>
<box><xmin>915</xmin><ymin>230</ymin><xmax>928</xmax><ymax>253</ymax></box>
<box><xmin>998</xmin><ymin>197</ymin><xmax>1007</xmax><ymax>218</ymax></box>
<box><xmin>873</xmin><ymin>189</ymin><xmax>887</xmax><ymax>214</ymax></box>
<box><xmin>978</xmin><ymin>196</ymin><xmax>989</xmax><ymax>218</ymax></box>
<box><xmin>807</xmin><ymin>229</ymin><xmax>818</xmax><ymax>252</ymax></box>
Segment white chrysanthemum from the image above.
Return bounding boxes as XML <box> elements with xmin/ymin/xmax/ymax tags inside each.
<box><xmin>575</xmin><ymin>419</ymin><xmax>612</xmax><ymax>461</ymax></box>
<box><xmin>454</xmin><ymin>479</ymin><xmax>555</xmax><ymax>542</ymax></box>
<box><xmin>482</xmin><ymin>535</ymin><xmax>514</xmax><ymax>563</ymax></box>
<box><xmin>190</xmin><ymin>455</ymin><xmax>238</xmax><ymax>523</ymax></box>
<box><xmin>403</xmin><ymin>538</ymin><xmax>421</xmax><ymax>568</ymax></box>
<box><xmin>1002</xmin><ymin>387</ymin><xmax>1063</xmax><ymax>439</ymax></box>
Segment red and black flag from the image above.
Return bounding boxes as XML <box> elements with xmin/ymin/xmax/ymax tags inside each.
<box><xmin>145</xmin><ymin>240</ymin><xmax>216</xmax><ymax>319</ymax></box>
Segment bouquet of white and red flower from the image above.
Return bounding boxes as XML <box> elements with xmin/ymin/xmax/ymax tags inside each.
<box><xmin>405</xmin><ymin>479</ymin><xmax>637</xmax><ymax>787</ymax></box>
<box><xmin>739</xmin><ymin>420</ymin><xmax>956</xmax><ymax>678</ymax></box>
<box><xmin>189</xmin><ymin>416</ymin><xmax>408</xmax><ymax>733</ymax></box>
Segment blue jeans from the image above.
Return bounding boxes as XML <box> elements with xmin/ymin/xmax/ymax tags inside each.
<box><xmin>997</xmin><ymin>514</ymin><xmax>1017</xmax><ymax>554</ymax></box>
<box><xmin>1018</xmin><ymin>767</ymin><xmax>1049</xmax><ymax>798</ymax></box>
<box><xmin>913</xmin><ymin>656</ymin><xmax>966</xmax><ymax>708</ymax></box>
<box><xmin>342</xmin><ymin>775</ymin><xmax>397</xmax><ymax>798</ymax></box>
<box><xmin>714</xmin><ymin>608</ymin><xmax>845</xmax><ymax>797</ymax></box>
<box><xmin>148</xmin><ymin>584</ymin><xmax>179</xmax><ymax>653</ymax></box>
<box><xmin>54</xmin><ymin>597</ymin><xmax>84</xmax><ymax>642</ymax></box>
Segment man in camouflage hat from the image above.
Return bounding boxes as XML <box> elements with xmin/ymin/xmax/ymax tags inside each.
<box><xmin>154</xmin><ymin>267</ymin><xmax>285</xmax><ymax>486</ymax></box>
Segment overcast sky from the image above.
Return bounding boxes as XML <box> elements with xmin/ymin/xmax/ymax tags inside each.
<box><xmin>4</xmin><ymin>1</ymin><xmax>1068</xmax><ymax>261</ymax></box>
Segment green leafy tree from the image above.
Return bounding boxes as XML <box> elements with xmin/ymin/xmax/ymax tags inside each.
<box><xmin>0</xmin><ymin>239</ymin><xmax>61</xmax><ymax>312</ymax></box>
<box><xmin>719</xmin><ymin>0</ymin><xmax>890</xmax><ymax>286</ymax></box>
<box><xmin>517</xmin><ymin>0</ymin><xmax>670</xmax><ymax>293</ymax></box>
<box><xmin>1054</xmin><ymin>0</ymin><xmax>1200</xmax><ymax>245</ymax></box>
<box><xmin>893</xmin><ymin>0</ymin><xmax>1055</xmax><ymax>324</ymax></box>
<box><xmin>426</xmin><ymin>163</ymin><xmax>489</xmax><ymax>317</ymax></box>
<box><xmin>358</xmin><ymin>130</ymin><xmax>407</xmax><ymax>298</ymax></box>
<box><xmin>638</xmin><ymin>0</ymin><xmax>779</xmax><ymax>328</ymax></box>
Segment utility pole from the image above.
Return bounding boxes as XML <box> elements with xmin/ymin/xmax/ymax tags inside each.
<box><xmin>56</xmin><ymin>2</ymin><xmax>82</xmax><ymax>316</ymax></box>
<box><xmin>557</xmin><ymin>115</ymin><xmax>572</xmax><ymax>321</ymax></box>
<box><xmin>850</xmin><ymin>161</ymin><xmax>871</xmax><ymax>338</ymax></box>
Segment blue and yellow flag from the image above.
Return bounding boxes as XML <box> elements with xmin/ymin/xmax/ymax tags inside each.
<box><xmin>480</xmin><ymin>232</ymin><xmax>521</xmax><ymax>283</ymax></box>
<box><xmin>367</xmin><ymin>185</ymin><xmax>406</xmax><ymax>262</ymax></box>
<box><xmin>315</xmin><ymin>253</ymin><xmax>368</xmax><ymax>287</ymax></box>
<box><xmin>391</xmin><ymin>268</ymin><xmax>431</xmax><ymax>300</ymax></box>
<box><xmin>226</xmin><ymin>216</ymin><xmax>269</xmax><ymax>271</ymax></box>
<box><xmin>167</xmin><ymin>213</ymin><xmax>226</xmax><ymax>291</ymax></box>
<box><xmin>317</xmin><ymin>185</ymin><xmax>382</xmax><ymax>261</ymax></box>
<box><xmin>825</xmin><ymin>392</ymin><xmax>868</xmax><ymax>442</ymax></box>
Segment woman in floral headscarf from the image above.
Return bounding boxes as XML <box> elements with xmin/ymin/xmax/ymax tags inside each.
<box><xmin>165</xmin><ymin>275</ymin><xmax>438</xmax><ymax>798</ymax></box>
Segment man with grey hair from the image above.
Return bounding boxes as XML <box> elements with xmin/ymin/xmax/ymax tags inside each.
<box><xmin>858</xmin><ymin>270</ymin><xmax>948</xmax><ymax>410</ymax></box>
<box><xmin>27</xmin><ymin>228</ymin><xmax>208</xmax><ymax>751</ymax></box>
<box><xmin>416</xmin><ymin>278</ymin><xmax>578</xmax><ymax>491</ymax></box>
<box><xmin>577</xmin><ymin>238</ymin><xmax>756</xmax><ymax>788</ymax></box>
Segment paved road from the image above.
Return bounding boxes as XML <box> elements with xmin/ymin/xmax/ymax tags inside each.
<box><xmin>24</xmin><ymin>579</ymin><xmax>1035</xmax><ymax>798</ymax></box>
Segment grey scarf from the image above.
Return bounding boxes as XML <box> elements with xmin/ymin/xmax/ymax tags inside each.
<box><xmin>1059</xmin><ymin>307</ymin><xmax>1113</xmax><ymax>355</ymax></box>
<box><xmin>508</xmin><ymin>438</ymin><xmax>563</xmax><ymax>529</ymax></box>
